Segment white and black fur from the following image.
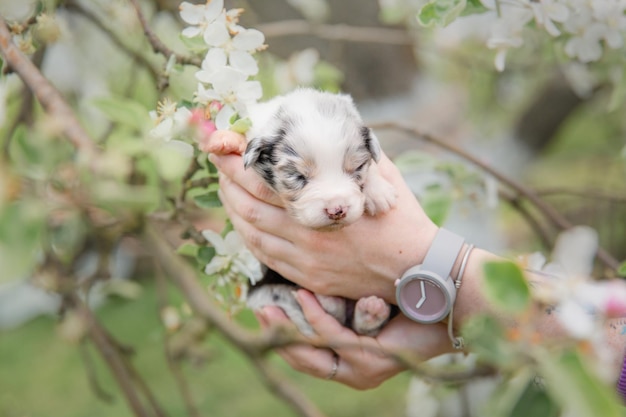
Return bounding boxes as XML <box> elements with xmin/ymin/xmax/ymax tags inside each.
<box><xmin>244</xmin><ymin>88</ymin><xmax>397</xmax><ymax>336</ymax></box>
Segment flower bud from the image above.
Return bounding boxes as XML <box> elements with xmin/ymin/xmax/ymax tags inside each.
<box><xmin>34</xmin><ymin>14</ymin><xmax>62</xmax><ymax>44</ymax></box>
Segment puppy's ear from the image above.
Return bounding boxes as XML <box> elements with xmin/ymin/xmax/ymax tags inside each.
<box><xmin>361</xmin><ymin>127</ymin><xmax>382</xmax><ymax>162</ymax></box>
<box><xmin>243</xmin><ymin>136</ymin><xmax>278</xmax><ymax>188</ymax></box>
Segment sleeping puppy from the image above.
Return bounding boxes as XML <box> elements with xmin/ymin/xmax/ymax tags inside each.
<box><xmin>243</xmin><ymin>88</ymin><xmax>397</xmax><ymax>336</ymax></box>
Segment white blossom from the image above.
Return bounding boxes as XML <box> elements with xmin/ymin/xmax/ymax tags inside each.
<box><xmin>194</xmin><ymin>67</ymin><xmax>262</xmax><ymax>129</ymax></box>
<box><xmin>202</xmin><ymin>230</ymin><xmax>262</xmax><ymax>285</ymax></box>
<box><xmin>195</xmin><ymin>28</ymin><xmax>265</xmax><ymax>77</ymax></box>
<box><xmin>529</xmin><ymin>226</ymin><xmax>626</xmax><ymax>342</ymax></box>
<box><xmin>148</xmin><ymin>100</ymin><xmax>194</xmax><ymax>157</ymax></box>
<box><xmin>530</xmin><ymin>0</ymin><xmax>570</xmax><ymax>37</ymax></box>
<box><xmin>274</xmin><ymin>48</ymin><xmax>320</xmax><ymax>93</ymax></box>
<box><xmin>179</xmin><ymin>0</ymin><xmax>230</xmax><ymax>46</ymax></box>
<box><xmin>481</xmin><ymin>0</ymin><xmax>532</xmax><ymax>71</ymax></box>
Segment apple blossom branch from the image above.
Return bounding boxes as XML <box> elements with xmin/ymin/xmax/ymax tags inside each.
<box><xmin>129</xmin><ymin>0</ymin><xmax>202</xmax><ymax>68</ymax></box>
<box><xmin>64</xmin><ymin>0</ymin><xmax>161</xmax><ymax>83</ymax></box>
<box><xmin>0</xmin><ymin>17</ymin><xmax>99</xmax><ymax>160</ymax></box>
<box><xmin>369</xmin><ymin>121</ymin><xmax>621</xmax><ymax>272</ymax></box>
<box><xmin>143</xmin><ymin>222</ymin><xmax>328</xmax><ymax>417</ymax></box>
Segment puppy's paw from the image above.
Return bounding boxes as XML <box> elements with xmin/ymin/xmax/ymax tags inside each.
<box><xmin>363</xmin><ymin>175</ymin><xmax>397</xmax><ymax>216</ymax></box>
<box><xmin>353</xmin><ymin>296</ymin><xmax>391</xmax><ymax>336</ymax></box>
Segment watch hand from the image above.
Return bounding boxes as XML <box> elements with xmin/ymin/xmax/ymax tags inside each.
<box><xmin>415</xmin><ymin>281</ymin><xmax>426</xmax><ymax>309</ymax></box>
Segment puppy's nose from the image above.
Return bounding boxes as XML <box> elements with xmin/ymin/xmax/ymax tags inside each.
<box><xmin>325</xmin><ymin>206</ymin><xmax>347</xmax><ymax>221</ymax></box>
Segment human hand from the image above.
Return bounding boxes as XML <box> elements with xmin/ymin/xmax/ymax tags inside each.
<box><xmin>255</xmin><ymin>289</ymin><xmax>453</xmax><ymax>390</ymax></box>
<box><xmin>210</xmin><ymin>148</ymin><xmax>439</xmax><ymax>303</ymax></box>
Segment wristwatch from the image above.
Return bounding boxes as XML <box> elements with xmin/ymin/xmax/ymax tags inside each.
<box><xmin>395</xmin><ymin>228</ymin><xmax>465</xmax><ymax>324</ymax></box>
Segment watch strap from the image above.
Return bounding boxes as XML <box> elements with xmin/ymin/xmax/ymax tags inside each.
<box><xmin>421</xmin><ymin>228</ymin><xmax>465</xmax><ymax>281</ymax></box>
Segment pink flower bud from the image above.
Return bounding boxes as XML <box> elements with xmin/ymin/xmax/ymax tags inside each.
<box><xmin>603</xmin><ymin>283</ymin><xmax>626</xmax><ymax>317</ymax></box>
<box><xmin>209</xmin><ymin>101</ymin><xmax>224</xmax><ymax>113</ymax></box>
<box><xmin>189</xmin><ymin>108</ymin><xmax>205</xmax><ymax>125</ymax></box>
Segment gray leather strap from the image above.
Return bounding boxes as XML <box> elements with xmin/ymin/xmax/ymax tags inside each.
<box><xmin>421</xmin><ymin>228</ymin><xmax>465</xmax><ymax>281</ymax></box>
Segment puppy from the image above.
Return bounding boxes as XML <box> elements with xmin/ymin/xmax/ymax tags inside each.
<box><xmin>243</xmin><ymin>88</ymin><xmax>397</xmax><ymax>336</ymax></box>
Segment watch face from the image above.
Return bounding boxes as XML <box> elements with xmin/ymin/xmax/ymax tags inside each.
<box><xmin>397</xmin><ymin>276</ymin><xmax>451</xmax><ymax>323</ymax></box>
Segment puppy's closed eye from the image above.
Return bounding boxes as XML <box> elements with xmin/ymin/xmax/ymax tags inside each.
<box><xmin>281</xmin><ymin>163</ymin><xmax>309</xmax><ymax>191</ymax></box>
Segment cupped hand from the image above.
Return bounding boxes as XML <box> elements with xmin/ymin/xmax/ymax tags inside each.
<box><xmin>255</xmin><ymin>290</ymin><xmax>453</xmax><ymax>390</ymax></box>
<box><xmin>210</xmin><ymin>150</ymin><xmax>438</xmax><ymax>303</ymax></box>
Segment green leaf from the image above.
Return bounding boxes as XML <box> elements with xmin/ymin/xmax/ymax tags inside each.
<box><xmin>151</xmin><ymin>145</ymin><xmax>191</xmax><ymax>181</ymax></box>
<box><xmin>618</xmin><ymin>260</ymin><xmax>626</xmax><ymax>277</ymax></box>
<box><xmin>230</xmin><ymin>117</ymin><xmax>252</xmax><ymax>134</ymax></box>
<box><xmin>539</xmin><ymin>350</ymin><xmax>623</xmax><ymax>417</ymax></box>
<box><xmin>177</xmin><ymin>242</ymin><xmax>200</xmax><ymax>258</ymax></box>
<box><xmin>193</xmin><ymin>190</ymin><xmax>222</xmax><ymax>209</ymax></box>
<box><xmin>417</xmin><ymin>0</ymin><xmax>468</xmax><ymax>28</ymax></box>
<box><xmin>91</xmin><ymin>182</ymin><xmax>160</xmax><ymax>211</ymax></box>
<box><xmin>48</xmin><ymin>211</ymin><xmax>87</xmax><ymax>263</ymax></box>
<box><xmin>420</xmin><ymin>188</ymin><xmax>452</xmax><ymax>226</ymax></box>
<box><xmin>178</xmin><ymin>34</ymin><xmax>208</xmax><ymax>53</ymax></box>
<box><xmin>0</xmin><ymin>201</ymin><xmax>45</xmax><ymax>283</ymax></box>
<box><xmin>482</xmin><ymin>261</ymin><xmax>531</xmax><ymax>314</ymax></box>
<box><xmin>510</xmin><ymin>378</ymin><xmax>560</xmax><ymax>417</ymax></box>
<box><xmin>9</xmin><ymin>125</ymin><xmax>40</xmax><ymax>166</ymax></box>
<box><xmin>92</xmin><ymin>96</ymin><xmax>151</xmax><ymax>131</ymax></box>
<box><xmin>393</xmin><ymin>150</ymin><xmax>437</xmax><ymax>173</ymax></box>
<box><xmin>460</xmin><ymin>314</ymin><xmax>516</xmax><ymax>367</ymax></box>
<box><xmin>461</xmin><ymin>0</ymin><xmax>487</xmax><ymax>16</ymax></box>
<box><xmin>197</xmin><ymin>246</ymin><xmax>216</xmax><ymax>265</ymax></box>
<box><xmin>483</xmin><ymin>369</ymin><xmax>535</xmax><ymax>417</ymax></box>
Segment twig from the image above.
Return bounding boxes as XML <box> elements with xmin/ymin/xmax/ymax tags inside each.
<box><xmin>142</xmin><ymin>222</ymin><xmax>327</xmax><ymax>417</ymax></box>
<box><xmin>535</xmin><ymin>187</ymin><xmax>626</xmax><ymax>203</ymax></box>
<box><xmin>0</xmin><ymin>17</ymin><xmax>99</xmax><ymax>160</ymax></box>
<box><xmin>499</xmin><ymin>188</ymin><xmax>553</xmax><ymax>250</ymax></box>
<box><xmin>64</xmin><ymin>0</ymin><xmax>160</xmax><ymax>83</ymax></box>
<box><xmin>78</xmin><ymin>340</ymin><xmax>116</xmax><ymax>404</ymax></box>
<box><xmin>249</xmin><ymin>357</ymin><xmax>328</xmax><ymax>417</ymax></box>
<box><xmin>155</xmin><ymin>264</ymin><xmax>203</xmax><ymax>417</ymax></box>
<box><xmin>257</xmin><ymin>20</ymin><xmax>414</xmax><ymax>45</ymax></box>
<box><xmin>76</xmin><ymin>298</ymin><xmax>154</xmax><ymax>417</ymax></box>
<box><xmin>128</xmin><ymin>0</ymin><xmax>202</xmax><ymax>67</ymax></box>
<box><xmin>371</xmin><ymin>121</ymin><xmax>621</xmax><ymax>271</ymax></box>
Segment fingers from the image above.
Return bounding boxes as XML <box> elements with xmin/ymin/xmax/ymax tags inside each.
<box><xmin>257</xmin><ymin>306</ymin><xmax>339</xmax><ymax>380</ymax></box>
<box><xmin>209</xmin><ymin>153</ymin><xmax>282</xmax><ymax>206</ymax></box>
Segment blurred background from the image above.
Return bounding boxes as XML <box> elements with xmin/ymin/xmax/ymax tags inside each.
<box><xmin>1</xmin><ymin>0</ymin><xmax>625</xmax><ymax>416</ymax></box>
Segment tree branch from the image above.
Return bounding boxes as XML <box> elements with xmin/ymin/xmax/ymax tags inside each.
<box><xmin>64</xmin><ymin>0</ymin><xmax>161</xmax><ymax>83</ymax></box>
<box><xmin>0</xmin><ymin>17</ymin><xmax>99</xmax><ymax>160</ymax></box>
<box><xmin>128</xmin><ymin>0</ymin><xmax>202</xmax><ymax>67</ymax></box>
<box><xmin>76</xmin><ymin>298</ymin><xmax>156</xmax><ymax>417</ymax></box>
<box><xmin>142</xmin><ymin>221</ymin><xmax>327</xmax><ymax>417</ymax></box>
<box><xmin>370</xmin><ymin>121</ymin><xmax>621</xmax><ymax>271</ymax></box>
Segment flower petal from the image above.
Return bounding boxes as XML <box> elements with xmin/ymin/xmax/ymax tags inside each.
<box><xmin>203</xmin><ymin>47</ymin><xmax>228</xmax><ymax>74</ymax></box>
<box><xmin>223</xmin><ymin>231</ymin><xmax>244</xmax><ymax>254</ymax></box>
<box><xmin>179</xmin><ymin>2</ymin><xmax>203</xmax><ymax>24</ymax></box>
<box><xmin>204</xmin><ymin>0</ymin><xmax>225</xmax><ymax>22</ymax></box>
<box><xmin>229</xmin><ymin>50</ymin><xmax>259</xmax><ymax>75</ymax></box>
<box><xmin>204</xmin><ymin>21</ymin><xmax>230</xmax><ymax>47</ymax></box>
<box><xmin>235</xmin><ymin>80</ymin><xmax>263</xmax><ymax>102</ymax></box>
<box><xmin>182</xmin><ymin>26</ymin><xmax>202</xmax><ymax>38</ymax></box>
<box><xmin>204</xmin><ymin>255</ymin><xmax>228</xmax><ymax>275</ymax></box>
<box><xmin>232</xmin><ymin>28</ymin><xmax>265</xmax><ymax>51</ymax></box>
<box><xmin>215</xmin><ymin>105</ymin><xmax>236</xmax><ymax>130</ymax></box>
<box><xmin>201</xmin><ymin>229</ymin><xmax>227</xmax><ymax>253</ymax></box>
